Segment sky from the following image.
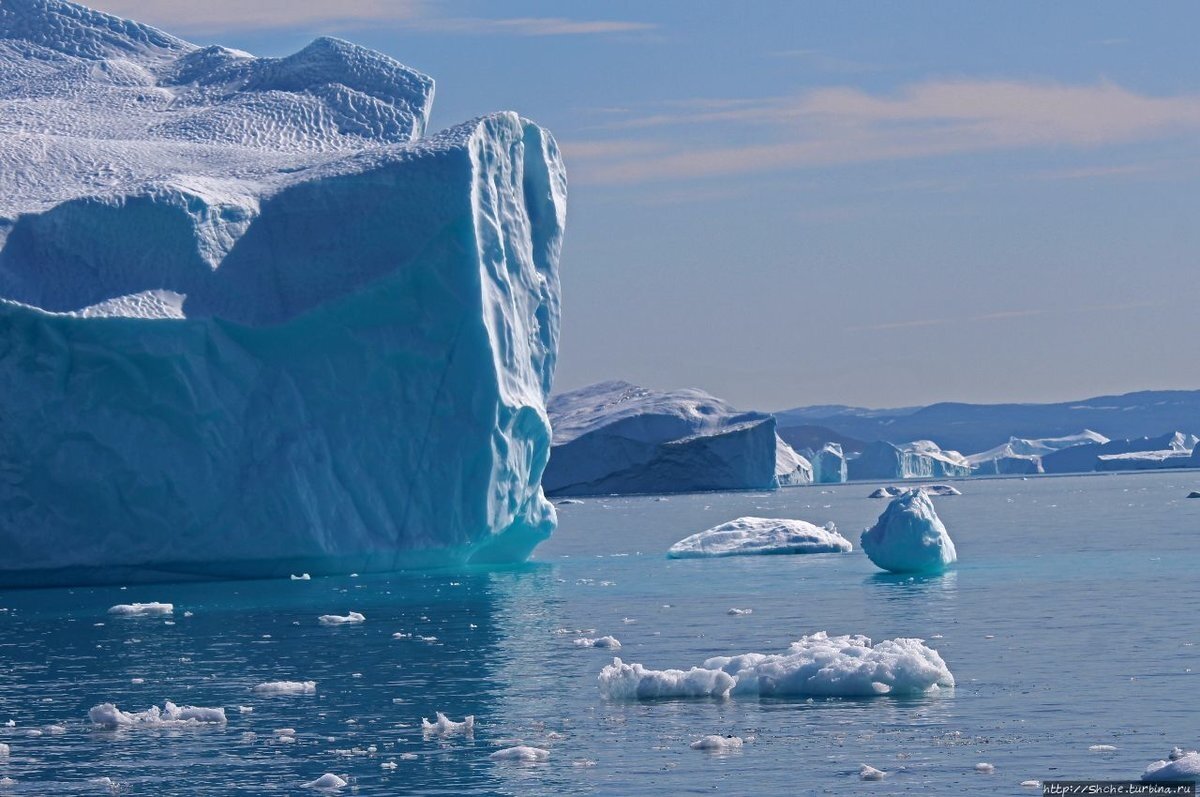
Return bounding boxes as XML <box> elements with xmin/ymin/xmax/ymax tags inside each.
<box><xmin>88</xmin><ymin>0</ymin><xmax>1200</xmax><ymax>411</ymax></box>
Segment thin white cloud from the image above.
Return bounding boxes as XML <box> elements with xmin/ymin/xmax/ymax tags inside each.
<box><xmin>86</xmin><ymin>1</ymin><xmax>653</xmax><ymax>37</ymax></box>
<box><xmin>571</xmin><ymin>80</ymin><xmax>1200</xmax><ymax>184</ymax></box>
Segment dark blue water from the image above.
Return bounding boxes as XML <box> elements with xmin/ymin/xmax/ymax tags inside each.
<box><xmin>0</xmin><ymin>473</ymin><xmax>1196</xmax><ymax>794</ymax></box>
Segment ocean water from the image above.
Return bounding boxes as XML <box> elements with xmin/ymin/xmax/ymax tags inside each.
<box><xmin>0</xmin><ymin>472</ymin><xmax>1196</xmax><ymax>795</ymax></box>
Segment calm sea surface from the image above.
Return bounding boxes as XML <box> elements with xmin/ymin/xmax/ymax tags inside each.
<box><xmin>0</xmin><ymin>472</ymin><xmax>1196</xmax><ymax>795</ymax></box>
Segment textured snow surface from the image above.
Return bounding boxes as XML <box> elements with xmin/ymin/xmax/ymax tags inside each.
<box><xmin>88</xmin><ymin>701</ymin><xmax>227</xmax><ymax>728</ymax></box>
<box><xmin>0</xmin><ymin>1</ymin><xmax>566</xmax><ymax>585</ymax></box>
<box><xmin>544</xmin><ymin>381</ymin><xmax>805</xmax><ymax>496</ymax></box>
<box><xmin>421</xmin><ymin>712</ymin><xmax>474</xmax><ymax>736</ymax></box>
<box><xmin>599</xmin><ymin>632</ymin><xmax>953</xmax><ymax>700</ymax></box>
<box><xmin>1142</xmin><ymin>750</ymin><xmax>1200</xmax><ymax>781</ymax></box>
<box><xmin>667</xmin><ymin>516</ymin><xmax>852</xmax><ymax>559</ymax></box>
<box><xmin>301</xmin><ymin>773</ymin><xmax>348</xmax><ymax>790</ymax></box>
<box><xmin>861</xmin><ymin>490</ymin><xmax>957</xmax><ymax>574</ymax></box>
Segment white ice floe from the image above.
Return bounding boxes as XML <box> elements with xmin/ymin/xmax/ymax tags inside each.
<box><xmin>920</xmin><ymin>484</ymin><xmax>962</xmax><ymax>496</ymax></box>
<box><xmin>690</xmin><ymin>735</ymin><xmax>743</xmax><ymax>751</ymax></box>
<box><xmin>0</xmin><ymin>743</ymin><xmax>8</xmax><ymax>756</ymax></box>
<box><xmin>1020</xmin><ymin>781</ymin><xmax>1041</xmax><ymax>788</ymax></box>
<box><xmin>975</xmin><ymin>762</ymin><xmax>994</xmax><ymax>773</ymax></box>
<box><xmin>318</xmin><ymin>612</ymin><xmax>365</xmax><ymax>626</ymax></box>
<box><xmin>291</xmin><ymin>574</ymin><xmax>312</xmax><ymax>581</ymax></box>
<box><xmin>489</xmin><ymin>746</ymin><xmax>550</xmax><ymax>762</ymax></box>
<box><xmin>301</xmin><ymin>774</ymin><xmax>348</xmax><ymax>790</ymax></box>
<box><xmin>253</xmin><ymin>681</ymin><xmax>317</xmax><ymax>696</ymax></box>
<box><xmin>861</xmin><ymin>490</ymin><xmax>957</xmax><ymax>574</ymax></box>
<box><xmin>860</xmin><ymin>764</ymin><xmax>885</xmax><ymax>780</ymax></box>
<box><xmin>1143</xmin><ymin>750</ymin><xmax>1200</xmax><ymax>781</ymax></box>
<box><xmin>668</xmin><ymin>517</ymin><xmax>852</xmax><ymax>559</ymax></box>
<box><xmin>574</xmin><ymin>636</ymin><xmax>621</xmax><ymax>649</ymax></box>
<box><xmin>728</xmin><ymin>608</ymin><xmax>753</xmax><ymax>616</ymax></box>
<box><xmin>599</xmin><ymin>632</ymin><xmax>953</xmax><ymax>700</ymax></box>
<box><xmin>88</xmin><ymin>701</ymin><xmax>226</xmax><ymax>729</ymax></box>
<box><xmin>1089</xmin><ymin>744</ymin><xmax>1117</xmax><ymax>752</ymax></box>
<box><xmin>421</xmin><ymin>712</ymin><xmax>475</xmax><ymax>735</ymax></box>
<box><xmin>107</xmin><ymin>603</ymin><xmax>173</xmax><ymax>617</ymax></box>
<box><xmin>869</xmin><ymin>487</ymin><xmax>904</xmax><ymax>499</ymax></box>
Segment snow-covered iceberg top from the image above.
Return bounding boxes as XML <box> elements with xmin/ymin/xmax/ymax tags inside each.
<box><xmin>543</xmin><ymin>381</ymin><xmax>810</xmax><ymax>495</ymax></box>
<box><xmin>667</xmin><ymin>516</ymin><xmax>852</xmax><ymax>559</ymax></box>
<box><xmin>598</xmin><ymin>632</ymin><xmax>953</xmax><ymax>700</ymax></box>
<box><xmin>1142</xmin><ymin>749</ymin><xmax>1200</xmax><ymax>782</ymax></box>
<box><xmin>861</xmin><ymin>490</ymin><xmax>957</xmax><ymax>574</ymax></box>
<box><xmin>0</xmin><ymin>0</ymin><xmax>566</xmax><ymax>585</ymax></box>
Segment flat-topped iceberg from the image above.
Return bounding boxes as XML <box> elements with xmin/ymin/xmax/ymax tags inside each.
<box><xmin>543</xmin><ymin>381</ymin><xmax>810</xmax><ymax>496</ymax></box>
<box><xmin>861</xmin><ymin>490</ymin><xmax>957</xmax><ymax>574</ymax></box>
<box><xmin>1042</xmin><ymin>432</ymin><xmax>1197</xmax><ymax>474</ymax></box>
<box><xmin>966</xmin><ymin>430</ymin><xmax>1107</xmax><ymax>474</ymax></box>
<box><xmin>667</xmin><ymin>517</ymin><xmax>852</xmax><ymax>559</ymax></box>
<box><xmin>598</xmin><ymin>632</ymin><xmax>954</xmax><ymax>700</ymax></box>
<box><xmin>804</xmin><ymin>443</ymin><xmax>848</xmax><ymax>484</ymax></box>
<box><xmin>0</xmin><ymin>1</ymin><xmax>566</xmax><ymax>585</ymax></box>
<box><xmin>847</xmin><ymin>440</ymin><xmax>969</xmax><ymax>481</ymax></box>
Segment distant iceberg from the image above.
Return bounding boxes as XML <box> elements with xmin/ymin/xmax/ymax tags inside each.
<box><xmin>847</xmin><ymin>440</ymin><xmax>969</xmax><ymax>481</ymax></box>
<box><xmin>860</xmin><ymin>490</ymin><xmax>957</xmax><ymax>574</ymax></box>
<box><xmin>543</xmin><ymin>381</ymin><xmax>810</xmax><ymax>496</ymax></box>
<box><xmin>804</xmin><ymin>443</ymin><xmax>848</xmax><ymax>484</ymax></box>
<box><xmin>0</xmin><ymin>1</ymin><xmax>566</xmax><ymax>585</ymax></box>
<box><xmin>667</xmin><ymin>517</ymin><xmax>852</xmax><ymax>559</ymax></box>
<box><xmin>1043</xmin><ymin>432</ymin><xmax>1198</xmax><ymax>474</ymax></box>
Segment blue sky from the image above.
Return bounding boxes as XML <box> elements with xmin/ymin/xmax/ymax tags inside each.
<box><xmin>91</xmin><ymin>0</ymin><xmax>1200</xmax><ymax>410</ymax></box>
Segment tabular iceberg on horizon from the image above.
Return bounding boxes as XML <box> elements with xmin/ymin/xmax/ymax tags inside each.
<box><xmin>0</xmin><ymin>0</ymin><xmax>566</xmax><ymax>585</ymax></box>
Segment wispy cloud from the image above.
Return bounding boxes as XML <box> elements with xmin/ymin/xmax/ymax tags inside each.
<box><xmin>86</xmin><ymin>1</ymin><xmax>653</xmax><ymax>37</ymax></box>
<box><xmin>845</xmin><ymin>300</ymin><xmax>1166</xmax><ymax>333</ymax></box>
<box><xmin>570</xmin><ymin>80</ymin><xmax>1200</xmax><ymax>184</ymax></box>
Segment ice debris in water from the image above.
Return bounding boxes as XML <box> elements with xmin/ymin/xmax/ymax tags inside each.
<box><xmin>291</xmin><ymin>574</ymin><xmax>312</xmax><ymax>581</ymax></box>
<box><xmin>574</xmin><ymin>636</ymin><xmax>621</xmax><ymax>649</ymax></box>
<box><xmin>1143</xmin><ymin>749</ymin><xmax>1200</xmax><ymax>782</ymax></box>
<box><xmin>668</xmin><ymin>517</ymin><xmax>852</xmax><ymax>558</ymax></box>
<box><xmin>728</xmin><ymin>608</ymin><xmax>753</xmax><ymax>616</ymax></box>
<box><xmin>598</xmin><ymin>632</ymin><xmax>953</xmax><ymax>700</ymax></box>
<box><xmin>421</xmin><ymin>712</ymin><xmax>475</xmax><ymax>735</ymax></box>
<box><xmin>690</xmin><ymin>735</ymin><xmax>743</xmax><ymax>751</ymax></box>
<box><xmin>252</xmin><ymin>681</ymin><xmax>316</xmax><ymax>696</ymax></box>
<box><xmin>301</xmin><ymin>774</ymin><xmax>348</xmax><ymax>790</ymax></box>
<box><xmin>869</xmin><ymin>487</ymin><xmax>904</xmax><ymax>499</ymax></box>
<box><xmin>975</xmin><ymin>762</ymin><xmax>995</xmax><ymax>773</ymax></box>
<box><xmin>1021</xmin><ymin>781</ymin><xmax>1042</xmax><ymax>789</ymax></box>
<box><xmin>318</xmin><ymin>612</ymin><xmax>365</xmax><ymax>626</ymax></box>
<box><xmin>861</xmin><ymin>490</ymin><xmax>957</xmax><ymax>574</ymax></box>
<box><xmin>108</xmin><ymin>603</ymin><xmax>173</xmax><ymax>617</ymax></box>
<box><xmin>0</xmin><ymin>743</ymin><xmax>8</xmax><ymax>756</ymax></box>
<box><xmin>1090</xmin><ymin>744</ymin><xmax>1117</xmax><ymax>752</ymax></box>
<box><xmin>490</xmin><ymin>746</ymin><xmax>550</xmax><ymax>762</ymax></box>
<box><xmin>88</xmin><ymin>701</ymin><xmax>226</xmax><ymax>728</ymax></box>
<box><xmin>860</xmin><ymin>764</ymin><xmax>886</xmax><ymax>780</ymax></box>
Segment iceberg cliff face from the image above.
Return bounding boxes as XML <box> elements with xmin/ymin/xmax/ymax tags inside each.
<box><xmin>1042</xmin><ymin>432</ymin><xmax>1197</xmax><ymax>474</ymax></box>
<box><xmin>847</xmin><ymin>440</ymin><xmax>969</xmax><ymax>482</ymax></box>
<box><xmin>0</xmin><ymin>1</ymin><xmax>566</xmax><ymax>584</ymax></box>
<box><xmin>543</xmin><ymin>381</ymin><xmax>809</xmax><ymax>496</ymax></box>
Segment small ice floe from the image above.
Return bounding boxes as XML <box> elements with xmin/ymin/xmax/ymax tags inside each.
<box><xmin>574</xmin><ymin>636</ymin><xmax>621</xmax><ymax>649</ymax></box>
<box><xmin>238</xmin><ymin>706</ymin><xmax>253</xmax><ymax>714</ymax></box>
<box><xmin>728</xmin><ymin>608</ymin><xmax>752</xmax><ymax>616</ymax></box>
<box><xmin>668</xmin><ymin>517</ymin><xmax>852</xmax><ymax>558</ymax></box>
<box><xmin>861</xmin><ymin>490</ymin><xmax>957</xmax><ymax>574</ymax></box>
<box><xmin>88</xmin><ymin>701</ymin><xmax>226</xmax><ymax>729</ymax></box>
<box><xmin>301</xmin><ymin>773</ymin><xmax>347</xmax><ymax>790</ymax></box>
<box><xmin>622</xmin><ymin>618</ymin><xmax>637</xmax><ymax>624</ymax></box>
<box><xmin>399</xmin><ymin>753</ymin><xmax>418</xmax><ymax>761</ymax></box>
<box><xmin>1020</xmin><ymin>780</ymin><xmax>1041</xmax><ymax>788</ymax></box>
<box><xmin>291</xmin><ymin>574</ymin><xmax>312</xmax><ymax>581</ymax></box>
<box><xmin>573</xmin><ymin>759</ymin><xmax>598</xmax><ymax>767</ymax></box>
<box><xmin>107</xmin><ymin>603</ymin><xmax>173</xmax><ymax>617</ymax></box>
<box><xmin>1187</xmin><ymin>491</ymin><xmax>1200</xmax><ymax>499</ymax></box>
<box><xmin>0</xmin><ymin>743</ymin><xmax>8</xmax><ymax>756</ymax></box>
<box><xmin>90</xmin><ymin>777</ymin><xmax>117</xmax><ymax>791</ymax></box>
<box><xmin>253</xmin><ymin>681</ymin><xmax>317</xmax><ymax>696</ymax></box>
<box><xmin>1143</xmin><ymin>749</ymin><xmax>1200</xmax><ymax>781</ymax></box>
<box><xmin>974</xmin><ymin>762</ymin><xmax>995</xmax><ymax>773</ymax></box>
<box><xmin>921</xmin><ymin>484</ymin><xmax>962</xmax><ymax>496</ymax></box>
<box><xmin>381</xmin><ymin>761</ymin><xmax>397</xmax><ymax>770</ymax></box>
<box><xmin>130</xmin><ymin>677</ymin><xmax>145</xmax><ymax>685</ymax></box>
<box><xmin>43</xmin><ymin>724</ymin><xmax>66</xmax><ymax>735</ymax></box>
<box><xmin>489</xmin><ymin>746</ymin><xmax>549</xmax><ymax>762</ymax></box>
<box><xmin>318</xmin><ymin>612</ymin><xmax>364</xmax><ymax>626</ymax></box>
<box><xmin>859</xmin><ymin>764</ymin><xmax>886</xmax><ymax>780</ymax></box>
<box><xmin>598</xmin><ymin>632</ymin><xmax>953</xmax><ymax>700</ymax></box>
<box><xmin>1089</xmin><ymin>744</ymin><xmax>1118</xmax><ymax>752</ymax></box>
<box><xmin>869</xmin><ymin>487</ymin><xmax>904</xmax><ymax>499</ymax></box>
<box><xmin>25</xmin><ymin>729</ymin><xmax>42</xmax><ymax>737</ymax></box>
<box><xmin>556</xmin><ymin>499</ymin><xmax>584</xmax><ymax>506</ymax></box>
<box><xmin>690</xmin><ymin>735</ymin><xmax>743</xmax><ymax>751</ymax></box>
<box><xmin>392</xmin><ymin>632</ymin><xmax>412</xmax><ymax>639</ymax></box>
<box><xmin>421</xmin><ymin>712</ymin><xmax>475</xmax><ymax>736</ymax></box>
<box><xmin>0</xmin><ymin>777</ymin><xmax>15</xmax><ymax>787</ymax></box>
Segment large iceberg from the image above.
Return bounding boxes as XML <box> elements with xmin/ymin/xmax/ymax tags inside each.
<box><xmin>1042</xmin><ymin>432</ymin><xmax>1198</xmax><ymax>474</ymax></box>
<box><xmin>847</xmin><ymin>440</ymin><xmax>969</xmax><ymax>482</ymax></box>
<box><xmin>803</xmin><ymin>443</ymin><xmax>848</xmax><ymax>484</ymax></box>
<box><xmin>0</xmin><ymin>1</ymin><xmax>567</xmax><ymax>585</ymax></box>
<box><xmin>966</xmin><ymin>430</ymin><xmax>1108</xmax><ymax>475</ymax></box>
<box><xmin>542</xmin><ymin>381</ymin><xmax>811</xmax><ymax>496</ymax></box>
<box><xmin>860</xmin><ymin>490</ymin><xmax>957</xmax><ymax>574</ymax></box>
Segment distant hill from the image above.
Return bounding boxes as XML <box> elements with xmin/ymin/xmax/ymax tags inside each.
<box><xmin>775</xmin><ymin>389</ymin><xmax>1200</xmax><ymax>455</ymax></box>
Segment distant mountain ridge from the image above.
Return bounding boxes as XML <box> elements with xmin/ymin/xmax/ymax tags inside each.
<box><xmin>775</xmin><ymin>389</ymin><xmax>1200</xmax><ymax>454</ymax></box>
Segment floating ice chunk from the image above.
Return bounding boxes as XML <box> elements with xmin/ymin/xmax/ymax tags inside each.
<box><xmin>421</xmin><ymin>712</ymin><xmax>475</xmax><ymax>735</ymax></box>
<box><xmin>381</xmin><ymin>761</ymin><xmax>397</xmax><ymax>770</ymax></box>
<box><xmin>574</xmin><ymin>636</ymin><xmax>621</xmax><ymax>649</ymax></box>
<box><xmin>598</xmin><ymin>658</ymin><xmax>736</xmax><ymax>700</ymax></box>
<box><xmin>301</xmin><ymin>774</ymin><xmax>348</xmax><ymax>790</ymax></box>
<box><xmin>108</xmin><ymin>603</ymin><xmax>173</xmax><ymax>617</ymax></box>
<box><xmin>399</xmin><ymin>753</ymin><xmax>418</xmax><ymax>761</ymax></box>
<box><xmin>869</xmin><ymin>487</ymin><xmax>904</xmax><ymax>499</ymax></box>
<box><xmin>668</xmin><ymin>517</ymin><xmax>852</xmax><ymax>559</ymax></box>
<box><xmin>88</xmin><ymin>701</ymin><xmax>226</xmax><ymax>729</ymax></box>
<box><xmin>1188</xmin><ymin>492</ymin><xmax>1200</xmax><ymax>499</ymax></box>
<box><xmin>1143</xmin><ymin>750</ymin><xmax>1200</xmax><ymax>781</ymax></box>
<box><xmin>43</xmin><ymin>724</ymin><xmax>66</xmax><ymax>735</ymax></box>
<box><xmin>975</xmin><ymin>762</ymin><xmax>994</xmax><ymax>773</ymax></box>
<box><xmin>490</xmin><ymin>746</ymin><xmax>550</xmax><ymax>762</ymax></box>
<box><xmin>601</xmin><ymin>632</ymin><xmax>952</xmax><ymax>700</ymax></box>
<box><xmin>860</xmin><ymin>764</ymin><xmax>885</xmax><ymax>780</ymax></box>
<box><xmin>1170</xmin><ymin>747</ymin><xmax>1188</xmax><ymax>760</ymax></box>
<box><xmin>921</xmin><ymin>484</ymin><xmax>962</xmax><ymax>496</ymax></box>
<box><xmin>556</xmin><ymin>499</ymin><xmax>585</xmax><ymax>506</ymax></box>
<box><xmin>0</xmin><ymin>777</ymin><xmax>14</xmax><ymax>787</ymax></box>
<box><xmin>1090</xmin><ymin>744</ymin><xmax>1117</xmax><ymax>752</ymax></box>
<box><xmin>728</xmin><ymin>608</ymin><xmax>753</xmax><ymax>616</ymax></box>
<box><xmin>253</xmin><ymin>681</ymin><xmax>317</xmax><ymax>696</ymax></box>
<box><xmin>0</xmin><ymin>743</ymin><xmax>8</xmax><ymax>756</ymax></box>
<box><xmin>291</xmin><ymin>574</ymin><xmax>312</xmax><ymax>581</ymax></box>
<box><xmin>861</xmin><ymin>491</ymin><xmax>957</xmax><ymax>574</ymax></box>
<box><xmin>318</xmin><ymin>612</ymin><xmax>364</xmax><ymax>626</ymax></box>
<box><xmin>690</xmin><ymin>735</ymin><xmax>743</xmax><ymax>751</ymax></box>
<box><xmin>1020</xmin><ymin>781</ymin><xmax>1041</xmax><ymax>788</ymax></box>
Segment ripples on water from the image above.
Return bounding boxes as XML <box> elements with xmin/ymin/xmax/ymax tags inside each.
<box><xmin>0</xmin><ymin>473</ymin><xmax>1195</xmax><ymax>794</ymax></box>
